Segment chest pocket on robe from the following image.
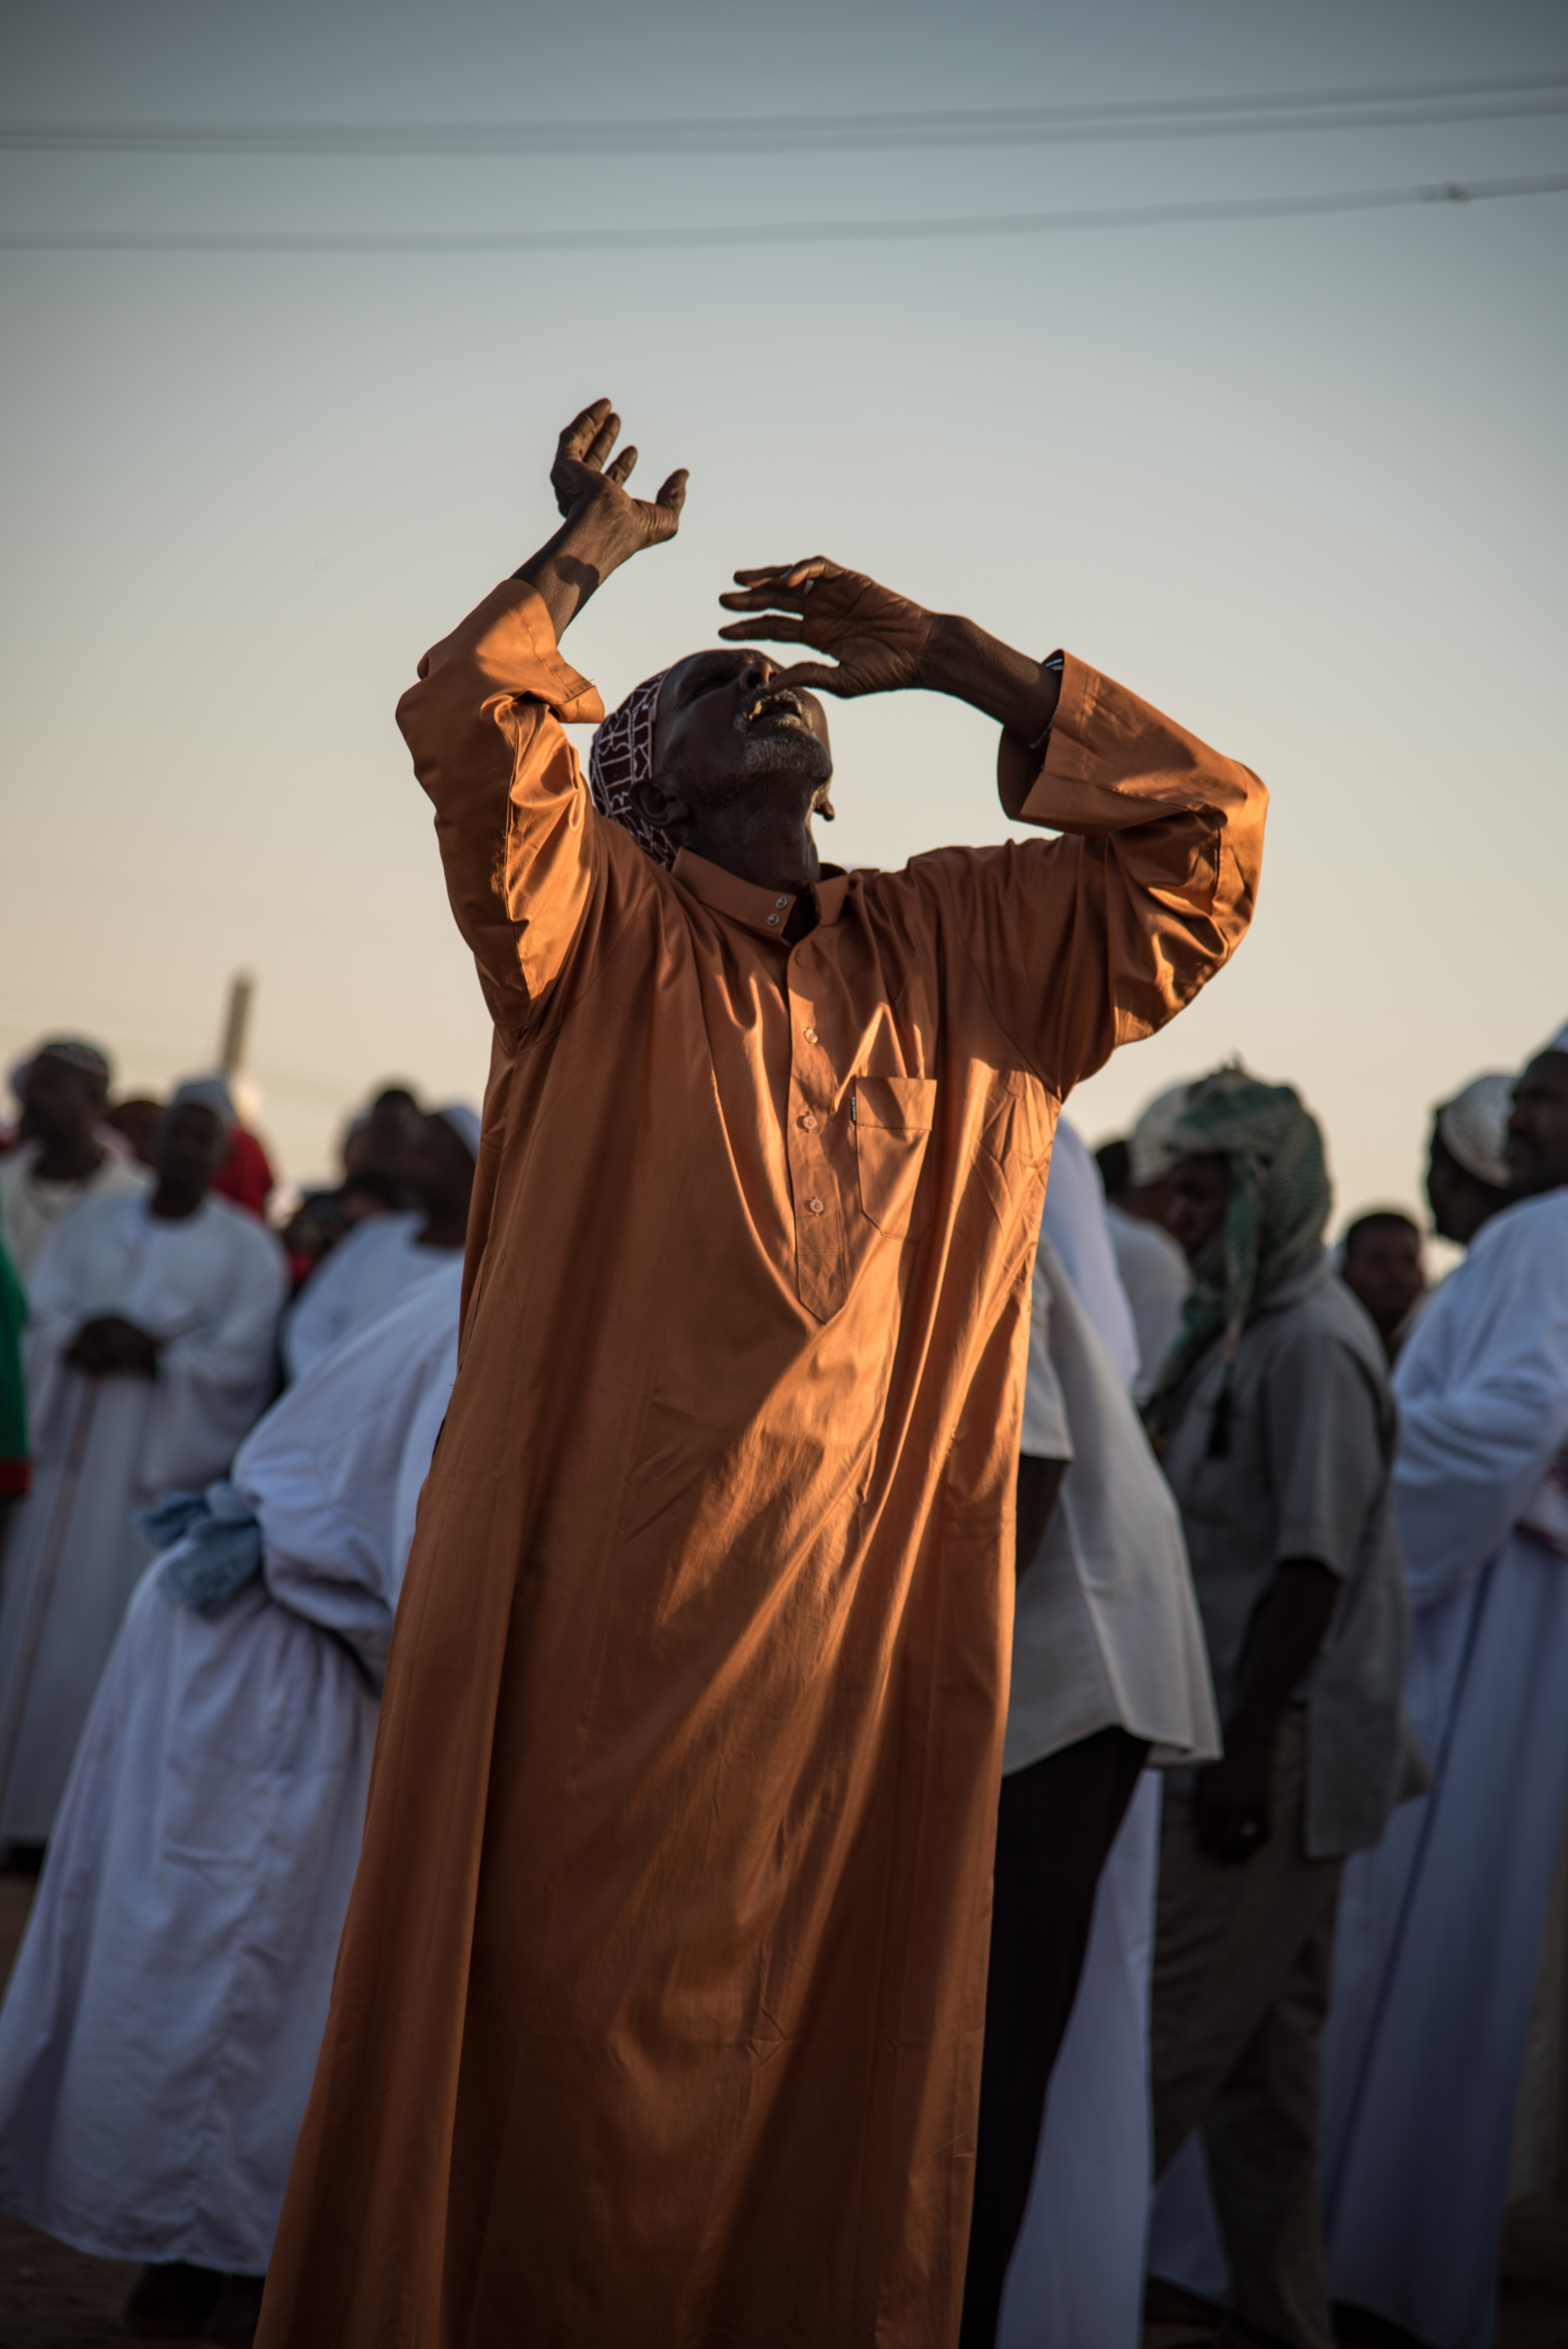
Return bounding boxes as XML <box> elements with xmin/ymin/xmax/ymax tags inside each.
<box><xmin>853</xmin><ymin>1076</ymin><xmax>937</xmax><ymax>1239</ymax></box>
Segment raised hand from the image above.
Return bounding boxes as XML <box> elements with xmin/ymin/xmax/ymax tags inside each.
<box><xmin>717</xmin><ymin>559</ymin><xmax>935</xmax><ymax>699</ymax></box>
<box><xmin>550</xmin><ymin>398</ymin><xmax>688</xmax><ymax>560</ymax></box>
<box><xmin>516</xmin><ymin>398</ymin><xmax>688</xmax><ymax>639</ymax></box>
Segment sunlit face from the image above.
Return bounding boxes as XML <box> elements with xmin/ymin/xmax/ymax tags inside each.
<box><xmin>634</xmin><ymin>649</ymin><xmax>834</xmax><ymax>841</ymax></box>
<box><xmin>1163</xmin><ymin>1153</ymin><xmax>1230</xmax><ymax>1263</ymax></box>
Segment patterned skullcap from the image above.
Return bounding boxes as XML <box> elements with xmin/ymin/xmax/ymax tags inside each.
<box><xmin>31</xmin><ymin>1037</ymin><xmax>112</xmax><ymax>1085</ymax></box>
<box><xmin>588</xmin><ymin>669</ymin><xmax>675</xmax><ymax>868</ymax></box>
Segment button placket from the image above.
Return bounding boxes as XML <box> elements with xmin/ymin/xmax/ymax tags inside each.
<box><xmin>786</xmin><ymin>980</ymin><xmax>843</xmax><ymax>1319</ymax></box>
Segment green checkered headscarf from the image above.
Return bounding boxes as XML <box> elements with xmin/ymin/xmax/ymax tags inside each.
<box><xmin>1142</xmin><ymin>1067</ymin><xmax>1331</xmax><ymax>1455</ymax></box>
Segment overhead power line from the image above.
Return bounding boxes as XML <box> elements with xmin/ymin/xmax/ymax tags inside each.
<box><xmin>2</xmin><ymin>70</ymin><xmax>1567</xmax><ymax>156</ymax></box>
<box><xmin>2</xmin><ymin>170</ymin><xmax>1565</xmax><ymax>254</ymax></box>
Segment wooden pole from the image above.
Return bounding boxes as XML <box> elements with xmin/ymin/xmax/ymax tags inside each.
<box><xmin>219</xmin><ymin>971</ymin><xmax>255</xmax><ymax>1077</ymax></box>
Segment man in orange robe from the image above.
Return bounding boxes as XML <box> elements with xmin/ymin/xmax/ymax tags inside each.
<box><xmin>258</xmin><ymin>401</ymin><xmax>1266</xmax><ymax>2349</ymax></box>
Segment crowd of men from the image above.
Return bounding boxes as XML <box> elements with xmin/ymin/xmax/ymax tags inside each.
<box><xmin>0</xmin><ymin>398</ymin><xmax>1564</xmax><ymax>2349</ymax></box>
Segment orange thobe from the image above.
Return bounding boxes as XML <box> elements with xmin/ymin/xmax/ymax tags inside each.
<box><xmin>258</xmin><ymin>583</ymin><xmax>1265</xmax><ymax>2349</ymax></box>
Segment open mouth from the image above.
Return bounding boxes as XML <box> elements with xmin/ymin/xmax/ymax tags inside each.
<box><xmin>740</xmin><ymin>688</ymin><xmax>810</xmax><ymax>734</ymax></box>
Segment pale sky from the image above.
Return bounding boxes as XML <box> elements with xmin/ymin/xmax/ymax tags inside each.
<box><xmin>2</xmin><ymin>0</ymin><xmax>1564</xmax><ymax>1232</ymax></box>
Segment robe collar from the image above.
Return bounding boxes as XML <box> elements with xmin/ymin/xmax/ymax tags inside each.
<box><xmin>671</xmin><ymin>848</ymin><xmax>850</xmax><ymax>941</ymax></box>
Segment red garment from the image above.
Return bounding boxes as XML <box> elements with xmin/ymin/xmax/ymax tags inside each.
<box><xmin>213</xmin><ymin>1128</ymin><xmax>275</xmax><ymax>1221</ymax></box>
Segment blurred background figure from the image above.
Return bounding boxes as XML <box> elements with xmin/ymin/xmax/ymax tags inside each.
<box><xmin>0</xmin><ymin>1263</ymin><xmax>461</xmax><ymax>2349</ymax></box>
<box><xmin>0</xmin><ymin>1081</ymin><xmax>287</xmax><ymax>1864</ymax></box>
<box><xmin>1141</xmin><ymin>1068</ymin><xmax>1420</xmax><ymax>2349</ymax></box>
<box><xmin>981</xmin><ymin>1121</ymin><xmax>1217</xmax><ymax>2349</ymax></box>
<box><xmin>212</xmin><ymin>1116</ymin><xmax>278</xmax><ymax>1225</ymax></box>
<box><xmin>1322</xmin><ymin>1031</ymin><xmax>1568</xmax><ymax>2349</ymax></box>
<box><xmin>339</xmin><ymin>1084</ymin><xmax>424</xmax><ymax>1215</ymax></box>
<box><xmin>0</xmin><ymin>1042</ymin><xmax>147</xmax><ymax>1281</ymax></box>
<box><xmin>1095</xmin><ymin>1117</ymin><xmax>1192</xmax><ymax>1402</ymax></box>
<box><xmin>278</xmin><ymin>1189</ymin><xmax>353</xmax><ymax>1294</ymax></box>
<box><xmin>280</xmin><ymin>1105</ymin><xmax>478</xmax><ymax>1383</ymax></box>
<box><xmin>1338</xmin><ymin>1210</ymin><xmax>1427</xmax><ymax>1365</ymax></box>
<box><xmin>1426</xmin><ymin>1070</ymin><xmax>1514</xmax><ymax>1247</ymax></box>
<box><xmin>0</xmin><ymin>1240</ymin><xmax>27</xmax><ymax>1508</ymax></box>
<box><xmin>104</xmin><ymin>1096</ymin><xmax>163</xmax><ymax>1173</ymax></box>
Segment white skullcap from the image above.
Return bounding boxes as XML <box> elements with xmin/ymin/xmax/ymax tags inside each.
<box><xmin>1435</xmin><ymin>1072</ymin><xmax>1512</xmax><ymax>1191</ymax></box>
<box><xmin>433</xmin><ymin>1103</ymin><xmax>482</xmax><ymax>1160</ymax></box>
<box><xmin>1127</xmin><ymin>1080</ymin><xmax>1198</xmax><ymax>1186</ymax></box>
<box><xmin>169</xmin><ymin>1075</ymin><xmax>238</xmax><ymax>1133</ymax></box>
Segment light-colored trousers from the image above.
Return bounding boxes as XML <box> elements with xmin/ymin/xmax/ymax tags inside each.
<box><xmin>1150</xmin><ymin>1711</ymin><xmax>1343</xmax><ymax>2349</ymax></box>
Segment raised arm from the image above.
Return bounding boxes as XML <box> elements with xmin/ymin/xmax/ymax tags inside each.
<box><xmin>721</xmin><ymin>557</ymin><xmax>1266</xmax><ymax>1093</ymax></box>
<box><xmin>395</xmin><ymin>401</ymin><xmax>687</xmax><ymax>1036</ymax></box>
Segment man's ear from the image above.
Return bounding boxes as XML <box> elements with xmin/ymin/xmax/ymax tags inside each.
<box><xmin>628</xmin><ymin>772</ymin><xmax>693</xmax><ymax>842</ymax></box>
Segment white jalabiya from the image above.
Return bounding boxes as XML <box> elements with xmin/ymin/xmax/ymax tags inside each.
<box><xmin>1000</xmin><ymin>1131</ymin><xmax>1217</xmax><ymax>2349</ymax></box>
<box><xmin>1008</xmin><ymin>1239</ymin><xmax>1218</xmax><ymax>1775</ymax></box>
<box><xmin>0</xmin><ymin>1141</ymin><xmax>147</xmax><ymax>1280</ymax></box>
<box><xmin>0</xmin><ymin>1191</ymin><xmax>286</xmax><ymax>1842</ymax></box>
<box><xmin>0</xmin><ymin>1262</ymin><xmax>462</xmax><ymax>2273</ymax></box>
<box><xmin>280</xmin><ymin>1211</ymin><xmax>461</xmax><ymax>1383</ymax></box>
<box><xmin>1105</xmin><ymin>1205</ymin><xmax>1190</xmax><ymax>1401</ymax></box>
<box><xmin>1319</xmin><ymin>1187</ymin><xmax>1568</xmax><ymax>2349</ymax></box>
<box><xmin>1037</xmin><ymin>1118</ymin><xmax>1139</xmax><ymax>1385</ymax></box>
<box><xmin>1146</xmin><ymin>1189</ymin><xmax>1568</xmax><ymax>2344</ymax></box>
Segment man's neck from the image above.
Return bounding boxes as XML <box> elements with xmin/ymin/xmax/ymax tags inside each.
<box><xmin>681</xmin><ymin>808</ymin><xmax>824</xmax><ymax>900</ymax></box>
<box><xmin>150</xmin><ymin>1181</ymin><xmax>207</xmax><ymax>1222</ymax></box>
<box><xmin>417</xmin><ymin>1206</ymin><xmax>470</xmax><ymax>1251</ymax></box>
<box><xmin>30</xmin><ymin>1135</ymin><xmax>103</xmax><ymax>1184</ymax></box>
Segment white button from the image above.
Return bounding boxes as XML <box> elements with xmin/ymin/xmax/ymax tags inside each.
<box><xmin>766</xmin><ymin>914</ymin><xmax>780</xmax><ymax>926</ymax></box>
<box><xmin>800</xmin><ymin>1113</ymin><xmax>818</xmax><ymax>1131</ymax></box>
<box><xmin>806</xmin><ymin>1197</ymin><xmax>825</xmax><ymax>1215</ymax></box>
<box><xmin>804</xmin><ymin>1027</ymin><xmax>818</xmax><ymax>1044</ymax></box>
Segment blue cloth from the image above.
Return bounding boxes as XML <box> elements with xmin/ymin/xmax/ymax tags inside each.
<box><xmin>139</xmin><ymin>1481</ymin><xmax>263</xmax><ymax>1619</ymax></box>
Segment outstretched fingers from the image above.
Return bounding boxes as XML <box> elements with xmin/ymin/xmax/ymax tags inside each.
<box><xmin>717</xmin><ymin>615</ymin><xmax>808</xmax><ymax>644</ymax></box>
<box><xmin>558</xmin><ymin>397</ymin><xmax>613</xmax><ymax>459</ymax></box>
<box><xmin>605</xmin><ymin>445</ymin><xmax>639</xmax><ymax>487</ymax></box>
<box><xmin>581</xmin><ymin>408</ymin><xmax>622</xmax><ymax>472</ymax></box>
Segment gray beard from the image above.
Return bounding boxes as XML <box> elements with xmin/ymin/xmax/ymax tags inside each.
<box><xmin>738</xmin><ymin>727</ymin><xmax>833</xmax><ymax>784</ymax></box>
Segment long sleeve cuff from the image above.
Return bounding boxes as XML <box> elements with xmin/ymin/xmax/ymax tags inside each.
<box><xmin>413</xmin><ymin>579</ymin><xmax>606</xmax><ymax>727</ymax></box>
<box><xmin>998</xmin><ymin>652</ymin><xmax>1260</xmax><ymax>837</ymax></box>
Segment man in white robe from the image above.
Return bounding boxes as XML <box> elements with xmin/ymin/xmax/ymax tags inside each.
<box><xmin>1093</xmin><ymin>1127</ymin><xmax>1192</xmax><ymax>1401</ymax></box>
<box><xmin>968</xmin><ymin>1119</ymin><xmax>1219</xmax><ymax>2349</ymax></box>
<box><xmin>0</xmin><ymin>1261</ymin><xmax>462</xmax><ymax>2343</ymax></box>
<box><xmin>0</xmin><ymin>1039</ymin><xmax>146</xmax><ymax>1281</ymax></box>
<box><xmin>280</xmin><ymin>1105</ymin><xmax>478</xmax><ymax>1382</ymax></box>
<box><xmin>0</xmin><ymin>1082</ymin><xmax>285</xmax><ymax>1852</ymax></box>
<box><xmin>1320</xmin><ymin>1029</ymin><xmax>1568</xmax><ymax>2349</ymax></box>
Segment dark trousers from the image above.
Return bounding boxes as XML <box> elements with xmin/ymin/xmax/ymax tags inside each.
<box><xmin>959</xmin><ymin>1725</ymin><xmax>1150</xmax><ymax>2349</ymax></box>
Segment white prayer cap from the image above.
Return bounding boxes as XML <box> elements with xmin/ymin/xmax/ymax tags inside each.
<box><xmin>433</xmin><ymin>1103</ymin><xmax>482</xmax><ymax>1160</ymax></box>
<box><xmin>1127</xmin><ymin>1080</ymin><xmax>1197</xmax><ymax>1186</ymax></box>
<box><xmin>169</xmin><ymin>1075</ymin><xmax>238</xmax><ymax>1133</ymax></box>
<box><xmin>1434</xmin><ymin>1072</ymin><xmax>1512</xmax><ymax>1191</ymax></box>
